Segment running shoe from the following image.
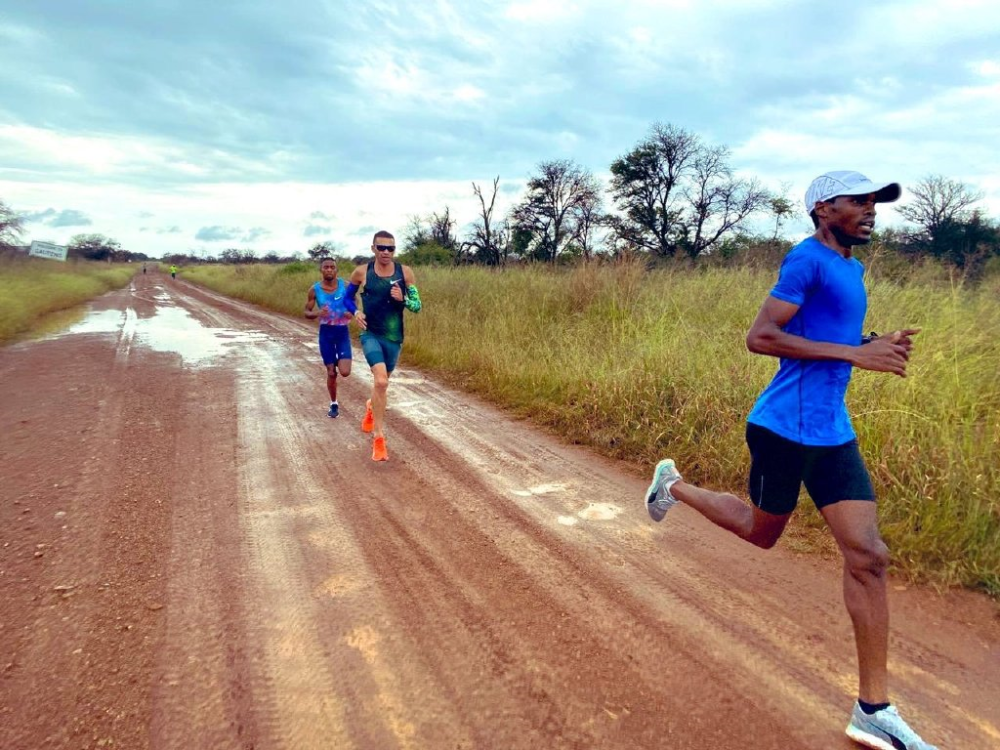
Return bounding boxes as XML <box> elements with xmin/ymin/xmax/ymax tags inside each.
<box><xmin>327</xmin><ymin>402</ymin><xmax>339</xmax><ymax>419</ymax></box>
<box><xmin>361</xmin><ymin>399</ymin><xmax>374</xmax><ymax>433</ymax></box>
<box><xmin>372</xmin><ymin>435</ymin><xmax>388</xmax><ymax>462</ymax></box>
<box><xmin>846</xmin><ymin>702</ymin><xmax>938</xmax><ymax>750</ymax></box>
<box><xmin>645</xmin><ymin>459</ymin><xmax>682</xmax><ymax>522</ymax></box>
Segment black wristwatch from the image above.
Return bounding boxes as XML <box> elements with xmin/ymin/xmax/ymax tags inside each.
<box><xmin>861</xmin><ymin>331</ymin><xmax>879</xmax><ymax>345</ymax></box>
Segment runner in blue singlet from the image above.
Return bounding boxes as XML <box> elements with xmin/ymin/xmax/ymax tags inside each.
<box><xmin>304</xmin><ymin>257</ymin><xmax>356</xmax><ymax>418</ymax></box>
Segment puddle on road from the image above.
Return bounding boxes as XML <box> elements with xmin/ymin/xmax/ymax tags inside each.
<box><xmin>577</xmin><ymin>502</ymin><xmax>622</xmax><ymax>521</ymax></box>
<box><xmin>54</xmin><ymin>305</ymin><xmax>268</xmax><ymax>366</ymax></box>
<box><xmin>62</xmin><ymin>309</ymin><xmax>124</xmax><ymax>335</ymax></box>
<box><xmin>511</xmin><ymin>482</ymin><xmax>570</xmax><ymax>498</ymax></box>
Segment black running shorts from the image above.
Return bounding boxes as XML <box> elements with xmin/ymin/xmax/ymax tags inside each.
<box><xmin>746</xmin><ymin>422</ymin><xmax>876</xmax><ymax>516</ymax></box>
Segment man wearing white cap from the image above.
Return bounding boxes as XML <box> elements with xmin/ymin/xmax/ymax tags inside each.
<box><xmin>644</xmin><ymin>172</ymin><xmax>937</xmax><ymax>749</ymax></box>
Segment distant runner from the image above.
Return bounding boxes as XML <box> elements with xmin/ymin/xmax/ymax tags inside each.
<box><xmin>170</xmin><ymin>264</ymin><xmax>178</xmax><ymax>280</ymax></box>
<box><xmin>304</xmin><ymin>257</ymin><xmax>356</xmax><ymax>418</ymax></box>
<box><xmin>644</xmin><ymin>171</ymin><xmax>937</xmax><ymax>750</ymax></box>
<box><xmin>345</xmin><ymin>230</ymin><xmax>421</xmax><ymax>462</ymax></box>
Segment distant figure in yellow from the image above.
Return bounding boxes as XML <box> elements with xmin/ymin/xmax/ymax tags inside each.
<box><xmin>170</xmin><ymin>264</ymin><xmax>178</xmax><ymax>280</ymax></box>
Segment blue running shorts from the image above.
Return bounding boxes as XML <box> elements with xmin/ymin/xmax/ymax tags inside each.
<box><xmin>318</xmin><ymin>324</ymin><xmax>352</xmax><ymax>366</ymax></box>
<box><xmin>360</xmin><ymin>332</ymin><xmax>402</xmax><ymax>374</ymax></box>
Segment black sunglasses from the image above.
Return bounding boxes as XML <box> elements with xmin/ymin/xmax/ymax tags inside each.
<box><xmin>375</xmin><ymin>244</ymin><xmax>396</xmax><ymax>253</ymax></box>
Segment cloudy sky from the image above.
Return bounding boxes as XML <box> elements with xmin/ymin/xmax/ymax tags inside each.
<box><xmin>2</xmin><ymin>0</ymin><xmax>999</xmax><ymax>259</ymax></box>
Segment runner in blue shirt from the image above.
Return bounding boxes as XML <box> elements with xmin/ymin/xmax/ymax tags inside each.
<box><xmin>643</xmin><ymin>171</ymin><xmax>936</xmax><ymax>750</ymax></box>
<box><xmin>304</xmin><ymin>257</ymin><xmax>356</xmax><ymax>418</ymax></box>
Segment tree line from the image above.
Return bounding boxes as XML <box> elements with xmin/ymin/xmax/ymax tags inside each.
<box><xmin>3</xmin><ymin>122</ymin><xmax>997</xmax><ymax>271</ymax></box>
<box><xmin>401</xmin><ymin>123</ymin><xmax>999</xmax><ymax>271</ymax></box>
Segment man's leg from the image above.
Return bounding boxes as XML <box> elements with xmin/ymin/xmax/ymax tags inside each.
<box><xmin>654</xmin><ymin>424</ymin><xmax>797</xmax><ymax>548</ymax></box>
<box><xmin>326</xmin><ymin>364</ymin><xmax>338</xmax><ymax>402</ymax></box>
<box><xmin>370</xmin><ymin>363</ymin><xmax>389</xmax><ymax>438</ymax></box>
<box><xmin>820</xmin><ymin>500</ymin><xmax>889</xmax><ymax>704</ymax></box>
<box><xmin>671</xmin><ymin>483</ymin><xmax>791</xmax><ymax>548</ymax></box>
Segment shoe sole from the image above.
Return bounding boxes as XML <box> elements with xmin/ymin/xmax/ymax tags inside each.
<box><xmin>645</xmin><ymin>459</ymin><xmax>679</xmax><ymax>521</ymax></box>
<box><xmin>845</xmin><ymin>725</ymin><xmax>902</xmax><ymax>750</ymax></box>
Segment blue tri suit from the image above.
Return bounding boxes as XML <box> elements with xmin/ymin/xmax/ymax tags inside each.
<box><xmin>314</xmin><ymin>280</ymin><xmax>356</xmax><ymax>366</ymax></box>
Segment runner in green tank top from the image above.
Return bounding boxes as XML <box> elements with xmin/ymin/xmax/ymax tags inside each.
<box><xmin>345</xmin><ymin>230</ymin><xmax>422</xmax><ymax>462</ymax></box>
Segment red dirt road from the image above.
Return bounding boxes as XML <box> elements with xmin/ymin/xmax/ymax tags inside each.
<box><xmin>1</xmin><ymin>270</ymin><xmax>998</xmax><ymax>750</ymax></box>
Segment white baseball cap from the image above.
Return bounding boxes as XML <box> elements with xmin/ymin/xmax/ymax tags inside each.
<box><xmin>805</xmin><ymin>171</ymin><xmax>901</xmax><ymax>213</ymax></box>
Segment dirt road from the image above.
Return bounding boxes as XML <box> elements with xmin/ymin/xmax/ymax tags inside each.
<box><xmin>1</xmin><ymin>270</ymin><xmax>997</xmax><ymax>750</ymax></box>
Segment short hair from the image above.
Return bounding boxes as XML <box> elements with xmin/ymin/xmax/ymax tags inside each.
<box><xmin>372</xmin><ymin>230</ymin><xmax>394</xmax><ymax>244</ymax></box>
<box><xmin>318</xmin><ymin>256</ymin><xmax>336</xmax><ymax>266</ymax></box>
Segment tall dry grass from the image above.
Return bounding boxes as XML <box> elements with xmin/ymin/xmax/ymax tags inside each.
<box><xmin>0</xmin><ymin>254</ymin><xmax>135</xmax><ymax>343</ymax></box>
<box><xmin>183</xmin><ymin>257</ymin><xmax>1000</xmax><ymax>595</ymax></box>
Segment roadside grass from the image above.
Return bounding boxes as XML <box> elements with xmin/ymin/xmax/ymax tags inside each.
<box><xmin>0</xmin><ymin>255</ymin><xmax>135</xmax><ymax>343</ymax></box>
<box><xmin>183</xmin><ymin>259</ymin><xmax>1000</xmax><ymax>596</ymax></box>
<box><xmin>182</xmin><ymin>261</ymin><xmax>318</xmax><ymax>317</ymax></box>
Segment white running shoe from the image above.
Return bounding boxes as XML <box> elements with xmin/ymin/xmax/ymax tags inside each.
<box><xmin>645</xmin><ymin>459</ymin><xmax>682</xmax><ymax>522</ymax></box>
<box><xmin>846</xmin><ymin>702</ymin><xmax>938</xmax><ymax>750</ymax></box>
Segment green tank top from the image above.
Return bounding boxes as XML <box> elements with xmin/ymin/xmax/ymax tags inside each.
<box><xmin>361</xmin><ymin>262</ymin><xmax>406</xmax><ymax>343</ymax></box>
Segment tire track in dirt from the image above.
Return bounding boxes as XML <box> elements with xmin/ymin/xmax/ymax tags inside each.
<box><xmin>5</xmin><ymin>274</ymin><xmax>993</xmax><ymax>750</ymax></box>
<box><xmin>170</xmin><ymin>277</ymin><xmax>1000</xmax><ymax>750</ymax></box>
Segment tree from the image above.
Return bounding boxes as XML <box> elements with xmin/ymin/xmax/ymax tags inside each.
<box><xmin>681</xmin><ymin>146</ymin><xmax>770</xmax><ymax>258</ymax></box>
<box><xmin>68</xmin><ymin>233</ymin><xmax>122</xmax><ymax>261</ymax></box>
<box><xmin>608</xmin><ymin>123</ymin><xmax>771</xmax><ymax>258</ymax></box>
<box><xmin>912</xmin><ymin>210</ymin><xmax>999</xmax><ymax>268</ymax></box>
<box><xmin>509</xmin><ymin>160</ymin><xmax>601</xmax><ymax>262</ymax></box>
<box><xmin>769</xmin><ymin>194</ymin><xmax>794</xmax><ymax>240</ymax></box>
<box><xmin>428</xmin><ymin>207</ymin><xmax>458</xmax><ymax>254</ymax></box>
<box><xmin>220</xmin><ymin>248</ymin><xmax>257</xmax><ymax>264</ymax></box>
<box><xmin>403</xmin><ymin>215</ymin><xmax>431</xmax><ymax>254</ymax></box>
<box><xmin>896</xmin><ymin>175</ymin><xmax>984</xmax><ymax>257</ymax></box>
<box><xmin>462</xmin><ymin>177</ymin><xmax>509</xmax><ymax>266</ymax></box>
<box><xmin>307</xmin><ymin>241</ymin><xmax>340</xmax><ymax>261</ymax></box>
<box><xmin>403</xmin><ymin>209</ymin><xmax>459</xmax><ymax>264</ymax></box>
<box><xmin>1</xmin><ymin>199</ymin><xmax>24</xmax><ymax>250</ymax></box>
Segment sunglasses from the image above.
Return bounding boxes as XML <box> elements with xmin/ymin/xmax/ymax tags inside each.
<box><xmin>375</xmin><ymin>244</ymin><xmax>396</xmax><ymax>253</ymax></box>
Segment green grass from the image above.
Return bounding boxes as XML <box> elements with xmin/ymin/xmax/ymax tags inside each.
<box><xmin>0</xmin><ymin>255</ymin><xmax>136</xmax><ymax>343</ymax></box>
<box><xmin>187</xmin><ymin>258</ymin><xmax>1000</xmax><ymax>596</ymax></box>
<box><xmin>182</xmin><ymin>262</ymin><xmax>320</xmax><ymax>317</ymax></box>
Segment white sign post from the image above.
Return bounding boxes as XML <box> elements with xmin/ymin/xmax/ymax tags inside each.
<box><xmin>28</xmin><ymin>240</ymin><xmax>69</xmax><ymax>262</ymax></box>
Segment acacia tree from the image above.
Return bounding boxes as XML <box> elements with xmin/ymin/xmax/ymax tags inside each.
<box><xmin>571</xmin><ymin>183</ymin><xmax>605</xmax><ymax>261</ymax></box>
<box><xmin>682</xmin><ymin>146</ymin><xmax>769</xmax><ymax>258</ymax></box>
<box><xmin>897</xmin><ymin>175</ymin><xmax>984</xmax><ymax>257</ymax></box>
<box><xmin>608</xmin><ymin>123</ymin><xmax>770</xmax><ymax>258</ymax></box>
<box><xmin>68</xmin><ymin>233</ymin><xmax>122</xmax><ymax>261</ymax></box>
<box><xmin>463</xmin><ymin>176</ymin><xmax>509</xmax><ymax>266</ymax></box>
<box><xmin>307</xmin><ymin>241</ymin><xmax>340</xmax><ymax>260</ymax></box>
<box><xmin>1</xmin><ymin>199</ymin><xmax>24</xmax><ymax>250</ymax></box>
<box><xmin>510</xmin><ymin>160</ymin><xmax>601</xmax><ymax>262</ymax></box>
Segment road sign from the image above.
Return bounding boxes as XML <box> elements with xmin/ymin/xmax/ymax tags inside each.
<box><xmin>29</xmin><ymin>240</ymin><xmax>69</xmax><ymax>262</ymax></box>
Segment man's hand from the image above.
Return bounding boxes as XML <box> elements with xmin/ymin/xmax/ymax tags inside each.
<box><xmin>390</xmin><ymin>280</ymin><xmax>404</xmax><ymax>302</ymax></box>
<box><xmin>854</xmin><ymin>328</ymin><xmax>920</xmax><ymax>377</ymax></box>
<box><xmin>354</xmin><ymin>311</ymin><xmax>367</xmax><ymax>330</ymax></box>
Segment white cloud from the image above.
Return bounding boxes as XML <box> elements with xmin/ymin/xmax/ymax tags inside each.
<box><xmin>1</xmin><ymin>0</ymin><xmax>999</xmax><ymax>257</ymax></box>
<box><xmin>503</xmin><ymin>0</ymin><xmax>578</xmax><ymax>23</ymax></box>
<box><xmin>972</xmin><ymin>60</ymin><xmax>1000</xmax><ymax>77</ymax></box>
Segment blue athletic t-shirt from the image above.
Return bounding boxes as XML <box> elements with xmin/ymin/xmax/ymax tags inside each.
<box><xmin>746</xmin><ymin>237</ymin><xmax>868</xmax><ymax>446</ymax></box>
<box><xmin>314</xmin><ymin>280</ymin><xmax>354</xmax><ymax>326</ymax></box>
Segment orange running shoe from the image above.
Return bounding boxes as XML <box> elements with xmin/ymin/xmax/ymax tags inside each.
<box><xmin>361</xmin><ymin>399</ymin><xmax>374</xmax><ymax>433</ymax></box>
<box><xmin>372</xmin><ymin>435</ymin><xmax>388</xmax><ymax>462</ymax></box>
